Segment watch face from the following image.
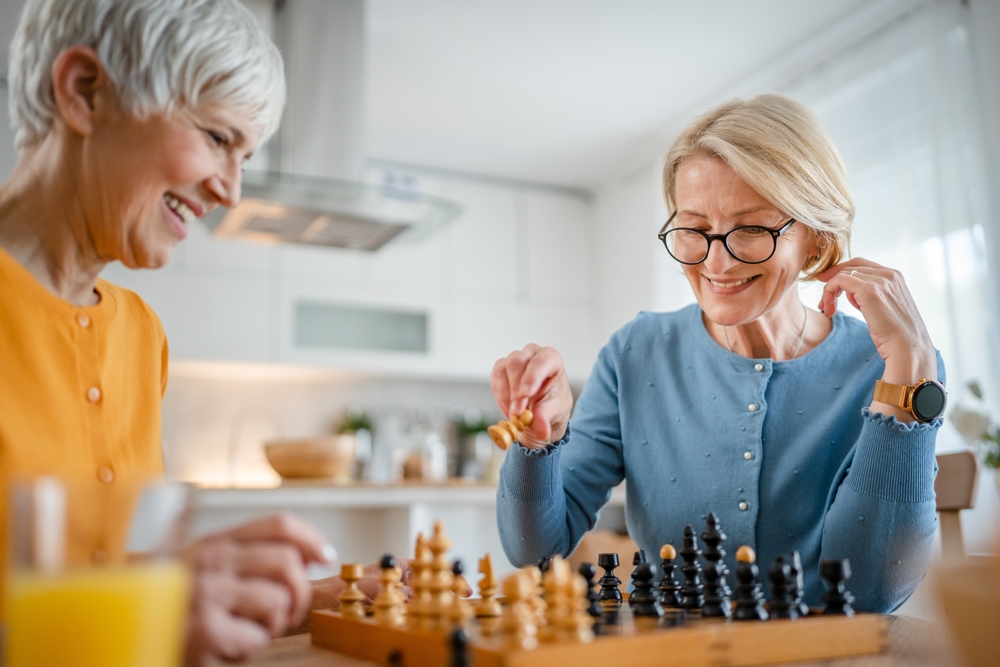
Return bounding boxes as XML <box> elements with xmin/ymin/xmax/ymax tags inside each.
<box><xmin>912</xmin><ymin>381</ymin><xmax>947</xmax><ymax>422</ymax></box>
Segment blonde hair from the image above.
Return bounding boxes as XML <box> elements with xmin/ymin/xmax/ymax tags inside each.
<box><xmin>662</xmin><ymin>93</ymin><xmax>853</xmax><ymax>279</ymax></box>
<box><xmin>8</xmin><ymin>0</ymin><xmax>285</xmax><ymax>151</ymax></box>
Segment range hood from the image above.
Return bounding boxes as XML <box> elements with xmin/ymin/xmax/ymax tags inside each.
<box><xmin>202</xmin><ymin>171</ymin><xmax>461</xmax><ymax>251</ymax></box>
<box><xmin>205</xmin><ymin>0</ymin><xmax>460</xmax><ymax>251</ymax></box>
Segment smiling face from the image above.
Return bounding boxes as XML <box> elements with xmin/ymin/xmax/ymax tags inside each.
<box><xmin>673</xmin><ymin>157</ymin><xmax>817</xmax><ymax>327</ymax></box>
<box><xmin>80</xmin><ymin>100</ymin><xmax>258</xmax><ymax>269</ymax></box>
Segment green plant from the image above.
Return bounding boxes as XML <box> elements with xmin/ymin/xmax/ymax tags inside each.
<box><xmin>337</xmin><ymin>408</ymin><xmax>372</xmax><ymax>434</ymax></box>
<box><xmin>980</xmin><ymin>427</ymin><xmax>1000</xmax><ymax>470</ymax></box>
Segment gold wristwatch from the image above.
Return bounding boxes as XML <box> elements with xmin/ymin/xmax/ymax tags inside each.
<box><xmin>873</xmin><ymin>379</ymin><xmax>947</xmax><ymax>423</ymax></box>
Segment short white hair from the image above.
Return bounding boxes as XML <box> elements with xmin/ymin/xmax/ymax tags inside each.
<box><xmin>8</xmin><ymin>0</ymin><xmax>285</xmax><ymax>151</ymax></box>
<box><xmin>663</xmin><ymin>93</ymin><xmax>854</xmax><ymax>279</ymax></box>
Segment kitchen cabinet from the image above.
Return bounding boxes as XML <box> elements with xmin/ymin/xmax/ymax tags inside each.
<box><xmin>102</xmin><ymin>168</ymin><xmax>599</xmax><ymax>382</ymax></box>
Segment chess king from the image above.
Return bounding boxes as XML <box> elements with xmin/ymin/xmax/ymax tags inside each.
<box><xmin>490</xmin><ymin>93</ymin><xmax>945</xmax><ymax>614</ymax></box>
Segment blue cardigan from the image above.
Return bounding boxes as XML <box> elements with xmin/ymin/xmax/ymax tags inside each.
<box><xmin>497</xmin><ymin>304</ymin><xmax>943</xmax><ymax>613</ymax></box>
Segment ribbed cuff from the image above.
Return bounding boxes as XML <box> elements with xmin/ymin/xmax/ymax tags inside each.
<box><xmin>499</xmin><ymin>426</ymin><xmax>570</xmax><ymax>504</ymax></box>
<box><xmin>846</xmin><ymin>408</ymin><xmax>941</xmax><ymax>503</ymax></box>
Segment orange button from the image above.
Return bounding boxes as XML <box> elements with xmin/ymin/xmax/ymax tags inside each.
<box><xmin>77</xmin><ymin>314</ymin><xmax>91</xmax><ymax>328</ymax></box>
<box><xmin>87</xmin><ymin>386</ymin><xmax>101</xmax><ymax>402</ymax></box>
<box><xmin>97</xmin><ymin>465</ymin><xmax>115</xmax><ymax>484</ymax></box>
<box><xmin>92</xmin><ymin>549</ymin><xmax>109</xmax><ymax>565</ymax></box>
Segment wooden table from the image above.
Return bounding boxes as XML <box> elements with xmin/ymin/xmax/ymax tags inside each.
<box><xmin>247</xmin><ymin>615</ymin><xmax>963</xmax><ymax>667</ymax></box>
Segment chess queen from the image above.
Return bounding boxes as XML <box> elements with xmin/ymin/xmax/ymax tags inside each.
<box><xmin>490</xmin><ymin>93</ymin><xmax>945</xmax><ymax>614</ymax></box>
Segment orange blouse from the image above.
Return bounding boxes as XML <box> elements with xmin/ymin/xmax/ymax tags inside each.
<box><xmin>0</xmin><ymin>246</ymin><xmax>167</xmax><ymax>568</ymax></box>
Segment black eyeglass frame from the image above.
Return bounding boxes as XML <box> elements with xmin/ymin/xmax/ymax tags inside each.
<box><xmin>657</xmin><ymin>212</ymin><xmax>798</xmax><ymax>265</ymax></box>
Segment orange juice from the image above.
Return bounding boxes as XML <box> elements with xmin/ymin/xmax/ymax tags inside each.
<box><xmin>6</xmin><ymin>562</ymin><xmax>189</xmax><ymax>667</ymax></box>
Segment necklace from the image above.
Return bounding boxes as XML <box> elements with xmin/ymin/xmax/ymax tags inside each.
<box><xmin>724</xmin><ymin>302</ymin><xmax>809</xmax><ymax>360</ymax></box>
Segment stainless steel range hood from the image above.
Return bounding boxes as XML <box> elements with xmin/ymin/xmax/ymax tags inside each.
<box><xmin>203</xmin><ymin>171</ymin><xmax>461</xmax><ymax>251</ymax></box>
<box><xmin>206</xmin><ymin>0</ymin><xmax>460</xmax><ymax>251</ymax></box>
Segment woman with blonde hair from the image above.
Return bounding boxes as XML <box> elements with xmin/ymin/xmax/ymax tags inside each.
<box><xmin>491</xmin><ymin>93</ymin><xmax>945</xmax><ymax>613</ymax></box>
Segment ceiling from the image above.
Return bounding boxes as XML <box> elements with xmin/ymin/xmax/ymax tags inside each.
<box><xmin>2</xmin><ymin>0</ymin><xmax>876</xmax><ymax>190</ymax></box>
<box><xmin>366</xmin><ymin>0</ymin><xmax>870</xmax><ymax>189</ymax></box>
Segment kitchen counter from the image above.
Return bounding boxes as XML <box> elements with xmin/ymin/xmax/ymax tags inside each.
<box><xmin>189</xmin><ymin>482</ymin><xmax>627</xmax><ymax>580</ymax></box>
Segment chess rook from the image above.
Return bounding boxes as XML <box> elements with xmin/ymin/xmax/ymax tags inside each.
<box><xmin>821</xmin><ymin>559</ymin><xmax>856</xmax><ymax>617</ymax></box>
<box><xmin>597</xmin><ymin>552</ymin><xmax>623</xmax><ymax>603</ymax></box>
<box><xmin>768</xmin><ymin>556</ymin><xmax>798</xmax><ymax>620</ymax></box>
<box><xmin>337</xmin><ymin>563</ymin><xmax>367</xmax><ymax>619</ymax></box>
<box><xmin>487</xmin><ymin>409</ymin><xmax>534</xmax><ymax>450</ymax></box>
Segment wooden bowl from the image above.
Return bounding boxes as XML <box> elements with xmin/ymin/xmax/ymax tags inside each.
<box><xmin>264</xmin><ymin>436</ymin><xmax>356</xmax><ymax>479</ymax></box>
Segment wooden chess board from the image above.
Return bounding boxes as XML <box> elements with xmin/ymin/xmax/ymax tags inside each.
<box><xmin>309</xmin><ymin>603</ymin><xmax>890</xmax><ymax>667</ymax></box>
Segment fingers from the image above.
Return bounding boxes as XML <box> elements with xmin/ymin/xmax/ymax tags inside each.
<box><xmin>230</xmin><ymin>542</ymin><xmax>313</xmax><ymax>627</ymax></box>
<box><xmin>188</xmin><ymin>572</ymin><xmax>290</xmax><ymax>665</ymax></box>
<box><xmin>218</xmin><ymin>512</ymin><xmax>334</xmax><ymax>565</ymax></box>
<box><xmin>503</xmin><ymin>343</ymin><xmax>544</xmax><ymax>415</ymax></box>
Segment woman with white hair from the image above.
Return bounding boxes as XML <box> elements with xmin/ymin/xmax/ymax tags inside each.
<box><xmin>0</xmin><ymin>0</ymin><xmax>396</xmax><ymax>663</ymax></box>
<box><xmin>491</xmin><ymin>94</ymin><xmax>945</xmax><ymax>614</ymax></box>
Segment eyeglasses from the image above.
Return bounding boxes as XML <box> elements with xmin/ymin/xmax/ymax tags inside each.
<box><xmin>657</xmin><ymin>212</ymin><xmax>797</xmax><ymax>265</ymax></box>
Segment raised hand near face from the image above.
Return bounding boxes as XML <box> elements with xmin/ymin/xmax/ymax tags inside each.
<box><xmin>491</xmin><ymin>343</ymin><xmax>574</xmax><ymax>448</ymax></box>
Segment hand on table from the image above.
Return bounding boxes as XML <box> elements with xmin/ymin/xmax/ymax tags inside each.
<box><xmin>183</xmin><ymin>513</ymin><xmax>335</xmax><ymax>666</ymax></box>
<box><xmin>491</xmin><ymin>343</ymin><xmax>573</xmax><ymax>447</ymax></box>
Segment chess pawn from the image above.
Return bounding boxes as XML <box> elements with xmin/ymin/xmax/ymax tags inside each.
<box><xmin>338</xmin><ymin>563</ymin><xmax>367</xmax><ymax>619</ymax></box>
<box><xmin>679</xmin><ymin>525</ymin><xmax>705</xmax><ymax>610</ymax></box>
<box><xmin>732</xmin><ymin>546</ymin><xmax>768</xmax><ymax>621</ymax></box>
<box><xmin>768</xmin><ymin>556</ymin><xmax>798</xmax><ymax>620</ymax></box>
<box><xmin>487</xmin><ymin>409</ymin><xmax>533</xmax><ymax>450</ymax></box>
<box><xmin>500</xmin><ymin>571</ymin><xmax>539</xmax><ymax>650</ymax></box>
<box><xmin>701</xmin><ymin>513</ymin><xmax>732</xmax><ymax>618</ymax></box>
<box><xmin>373</xmin><ymin>554</ymin><xmax>406</xmax><ymax>627</ymax></box>
<box><xmin>428</xmin><ymin>521</ymin><xmax>455</xmax><ymax>629</ymax></box>
<box><xmin>657</xmin><ymin>544</ymin><xmax>682</xmax><ymax>608</ymax></box>
<box><xmin>820</xmin><ymin>559</ymin><xmax>856</xmax><ymax>617</ymax></box>
<box><xmin>475</xmin><ymin>554</ymin><xmax>502</xmax><ymax>618</ymax></box>
<box><xmin>578</xmin><ymin>563</ymin><xmax>601</xmax><ymax>617</ymax></box>
<box><xmin>630</xmin><ymin>562</ymin><xmax>665</xmax><ymax>618</ymax></box>
<box><xmin>449</xmin><ymin>561</ymin><xmax>474</xmax><ymax>626</ymax></box>
<box><xmin>786</xmin><ymin>550</ymin><xmax>810</xmax><ymax>617</ymax></box>
<box><xmin>597</xmin><ymin>552</ymin><xmax>623</xmax><ymax>603</ymax></box>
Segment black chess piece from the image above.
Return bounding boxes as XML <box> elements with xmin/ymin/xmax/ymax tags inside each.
<box><xmin>381</xmin><ymin>553</ymin><xmax>396</xmax><ymax>570</ymax></box>
<box><xmin>579</xmin><ymin>562</ymin><xmax>602</xmax><ymax>617</ymax></box>
<box><xmin>537</xmin><ymin>555</ymin><xmax>552</xmax><ymax>574</ymax></box>
<box><xmin>657</xmin><ymin>544</ymin><xmax>682</xmax><ymax>608</ymax></box>
<box><xmin>786</xmin><ymin>550</ymin><xmax>810</xmax><ymax>617</ymax></box>
<box><xmin>768</xmin><ymin>556</ymin><xmax>798</xmax><ymax>619</ymax></box>
<box><xmin>820</xmin><ymin>559</ymin><xmax>856</xmax><ymax>617</ymax></box>
<box><xmin>630</xmin><ymin>562</ymin><xmax>665</xmax><ymax>618</ymax></box>
<box><xmin>450</xmin><ymin>627</ymin><xmax>469</xmax><ymax>667</ymax></box>
<box><xmin>679</xmin><ymin>524</ymin><xmax>705</xmax><ymax>610</ymax></box>
<box><xmin>732</xmin><ymin>545</ymin><xmax>768</xmax><ymax>621</ymax></box>
<box><xmin>597</xmin><ymin>552</ymin><xmax>623</xmax><ymax>603</ymax></box>
<box><xmin>700</xmin><ymin>513</ymin><xmax>732</xmax><ymax>618</ymax></box>
<box><xmin>628</xmin><ymin>550</ymin><xmax>647</xmax><ymax>607</ymax></box>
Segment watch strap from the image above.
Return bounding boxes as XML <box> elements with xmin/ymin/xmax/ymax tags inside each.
<box><xmin>873</xmin><ymin>380</ymin><xmax>909</xmax><ymax>408</ymax></box>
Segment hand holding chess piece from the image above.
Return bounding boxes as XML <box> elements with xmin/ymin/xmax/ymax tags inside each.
<box><xmin>490</xmin><ymin>344</ymin><xmax>573</xmax><ymax>447</ymax></box>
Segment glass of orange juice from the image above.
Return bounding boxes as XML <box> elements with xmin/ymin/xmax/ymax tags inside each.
<box><xmin>4</xmin><ymin>478</ymin><xmax>190</xmax><ymax>667</ymax></box>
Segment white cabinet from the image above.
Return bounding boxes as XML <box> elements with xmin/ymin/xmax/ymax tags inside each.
<box><xmin>102</xmin><ymin>170</ymin><xmax>599</xmax><ymax>382</ymax></box>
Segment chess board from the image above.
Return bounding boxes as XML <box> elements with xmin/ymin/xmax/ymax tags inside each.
<box><xmin>309</xmin><ymin>602</ymin><xmax>890</xmax><ymax>667</ymax></box>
